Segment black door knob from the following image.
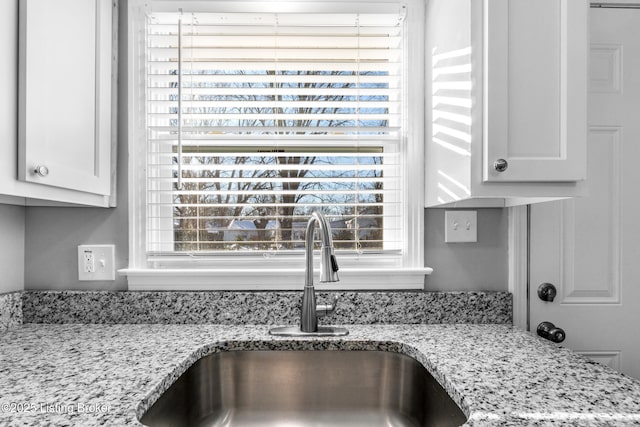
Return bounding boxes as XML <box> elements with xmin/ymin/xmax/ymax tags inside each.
<box><xmin>537</xmin><ymin>321</ymin><xmax>566</xmax><ymax>343</ymax></box>
<box><xmin>537</xmin><ymin>283</ymin><xmax>557</xmax><ymax>302</ymax></box>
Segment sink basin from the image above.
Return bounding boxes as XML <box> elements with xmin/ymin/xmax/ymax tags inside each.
<box><xmin>140</xmin><ymin>350</ymin><xmax>467</xmax><ymax>427</ymax></box>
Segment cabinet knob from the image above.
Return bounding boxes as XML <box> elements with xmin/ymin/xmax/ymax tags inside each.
<box><xmin>34</xmin><ymin>165</ymin><xmax>49</xmax><ymax>177</ymax></box>
<box><xmin>537</xmin><ymin>321</ymin><xmax>566</xmax><ymax>343</ymax></box>
<box><xmin>494</xmin><ymin>158</ymin><xmax>508</xmax><ymax>172</ymax></box>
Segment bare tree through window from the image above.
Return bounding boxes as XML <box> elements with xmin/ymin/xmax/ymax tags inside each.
<box><xmin>147</xmin><ymin>13</ymin><xmax>400</xmax><ymax>254</ymax></box>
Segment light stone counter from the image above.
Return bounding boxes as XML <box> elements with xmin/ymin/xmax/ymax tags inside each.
<box><xmin>1</xmin><ymin>323</ymin><xmax>639</xmax><ymax>426</ymax></box>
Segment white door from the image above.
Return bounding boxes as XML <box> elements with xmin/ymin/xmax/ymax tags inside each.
<box><xmin>530</xmin><ymin>6</ymin><xmax>640</xmax><ymax>380</ymax></box>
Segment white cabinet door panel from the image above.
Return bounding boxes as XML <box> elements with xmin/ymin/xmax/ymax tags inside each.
<box><xmin>483</xmin><ymin>0</ymin><xmax>587</xmax><ymax>183</ymax></box>
<box><xmin>18</xmin><ymin>0</ymin><xmax>112</xmax><ymax>196</ymax></box>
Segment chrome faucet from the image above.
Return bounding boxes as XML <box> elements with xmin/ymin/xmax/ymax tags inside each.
<box><xmin>269</xmin><ymin>211</ymin><xmax>349</xmax><ymax>337</ymax></box>
<box><xmin>301</xmin><ymin>211</ymin><xmax>340</xmax><ymax>332</ymax></box>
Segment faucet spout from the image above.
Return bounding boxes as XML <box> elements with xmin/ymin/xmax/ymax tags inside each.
<box><xmin>305</xmin><ymin>211</ymin><xmax>339</xmax><ymax>287</ymax></box>
<box><xmin>301</xmin><ymin>211</ymin><xmax>339</xmax><ymax>333</ymax></box>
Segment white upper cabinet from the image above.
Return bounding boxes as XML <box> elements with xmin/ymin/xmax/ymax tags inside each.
<box><xmin>426</xmin><ymin>0</ymin><xmax>588</xmax><ymax>207</ymax></box>
<box><xmin>0</xmin><ymin>0</ymin><xmax>115</xmax><ymax>207</ymax></box>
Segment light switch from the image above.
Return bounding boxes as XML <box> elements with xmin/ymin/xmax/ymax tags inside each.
<box><xmin>445</xmin><ymin>211</ymin><xmax>477</xmax><ymax>243</ymax></box>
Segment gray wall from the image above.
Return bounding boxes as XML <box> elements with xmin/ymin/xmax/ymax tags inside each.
<box><xmin>424</xmin><ymin>208</ymin><xmax>508</xmax><ymax>291</ymax></box>
<box><xmin>0</xmin><ymin>204</ymin><xmax>25</xmax><ymax>293</ymax></box>
<box><xmin>20</xmin><ymin>0</ymin><xmax>508</xmax><ymax>292</ymax></box>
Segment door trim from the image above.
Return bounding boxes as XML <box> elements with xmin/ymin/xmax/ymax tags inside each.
<box><xmin>508</xmin><ymin>205</ymin><xmax>528</xmax><ymax>330</ymax></box>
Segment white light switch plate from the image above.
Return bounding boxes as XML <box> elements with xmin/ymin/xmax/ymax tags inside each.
<box><xmin>445</xmin><ymin>211</ymin><xmax>477</xmax><ymax>243</ymax></box>
<box><xmin>78</xmin><ymin>245</ymin><xmax>115</xmax><ymax>281</ymax></box>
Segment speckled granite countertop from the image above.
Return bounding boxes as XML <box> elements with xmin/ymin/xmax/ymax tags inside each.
<box><xmin>1</xmin><ymin>323</ymin><xmax>639</xmax><ymax>427</ymax></box>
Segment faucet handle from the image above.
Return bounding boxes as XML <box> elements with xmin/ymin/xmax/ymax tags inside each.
<box><xmin>320</xmin><ymin>247</ymin><xmax>339</xmax><ymax>282</ymax></box>
<box><xmin>316</xmin><ymin>295</ymin><xmax>339</xmax><ymax>318</ymax></box>
<box><xmin>330</xmin><ymin>254</ymin><xmax>339</xmax><ymax>272</ymax></box>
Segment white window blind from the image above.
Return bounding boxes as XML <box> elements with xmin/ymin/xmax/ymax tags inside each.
<box><xmin>145</xmin><ymin>8</ymin><xmax>407</xmax><ymax>257</ymax></box>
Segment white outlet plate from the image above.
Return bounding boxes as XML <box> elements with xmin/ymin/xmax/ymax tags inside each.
<box><xmin>445</xmin><ymin>211</ymin><xmax>478</xmax><ymax>243</ymax></box>
<box><xmin>78</xmin><ymin>245</ymin><xmax>115</xmax><ymax>281</ymax></box>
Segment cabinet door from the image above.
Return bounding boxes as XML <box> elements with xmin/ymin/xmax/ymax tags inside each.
<box><xmin>18</xmin><ymin>0</ymin><xmax>112</xmax><ymax>195</ymax></box>
<box><xmin>483</xmin><ymin>0</ymin><xmax>587</xmax><ymax>182</ymax></box>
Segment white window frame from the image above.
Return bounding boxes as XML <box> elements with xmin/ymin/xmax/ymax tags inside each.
<box><xmin>122</xmin><ymin>0</ymin><xmax>430</xmax><ymax>290</ymax></box>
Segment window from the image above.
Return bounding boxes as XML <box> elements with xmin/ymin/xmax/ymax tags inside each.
<box><xmin>125</xmin><ymin>0</ymin><xmax>428</xmax><ymax>289</ymax></box>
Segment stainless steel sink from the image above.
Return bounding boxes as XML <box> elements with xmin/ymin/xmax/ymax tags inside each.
<box><xmin>140</xmin><ymin>350</ymin><xmax>467</xmax><ymax>427</ymax></box>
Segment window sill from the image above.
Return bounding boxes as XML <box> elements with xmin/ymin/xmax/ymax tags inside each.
<box><xmin>119</xmin><ymin>267</ymin><xmax>432</xmax><ymax>290</ymax></box>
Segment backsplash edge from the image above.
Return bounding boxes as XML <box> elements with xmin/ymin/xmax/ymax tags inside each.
<box><xmin>21</xmin><ymin>290</ymin><xmax>512</xmax><ymax>325</ymax></box>
<box><xmin>0</xmin><ymin>292</ymin><xmax>23</xmax><ymax>332</ymax></box>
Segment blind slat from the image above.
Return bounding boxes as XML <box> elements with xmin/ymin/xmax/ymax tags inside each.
<box><xmin>150</xmin><ymin>201</ymin><xmax>394</xmax><ymax>208</ymax></box>
<box><xmin>148</xmin><ymin>75</ymin><xmax>399</xmax><ymax>85</ymax></box>
<box><xmin>149</xmin><ymin>115</ymin><xmax>399</xmax><ymax>123</ymax></box>
<box><xmin>148</xmin><ymin>61</ymin><xmax>400</xmax><ymax>72</ymax></box>
<box><xmin>148</xmin><ymin>164</ymin><xmax>395</xmax><ymax>172</ymax></box>
<box><xmin>147</xmin><ymin>87</ymin><xmax>398</xmax><ymax>96</ymax></box>
<box><xmin>149</xmin><ymin>125</ymin><xmax>398</xmax><ymax>133</ymax></box>
<box><xmin>150</xmin><ymin>190</ymin><xmax>393</xmax><ymax>198</ymax></box>
<box><xmin>149</xmin><ymin>48</ymin><xmax>401</xmax><ymax>61</ymax></box>
<box><xmin>148</xmin><ymin>177</ymin><xmax>397</xmax><ymax>184</ymax></box>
